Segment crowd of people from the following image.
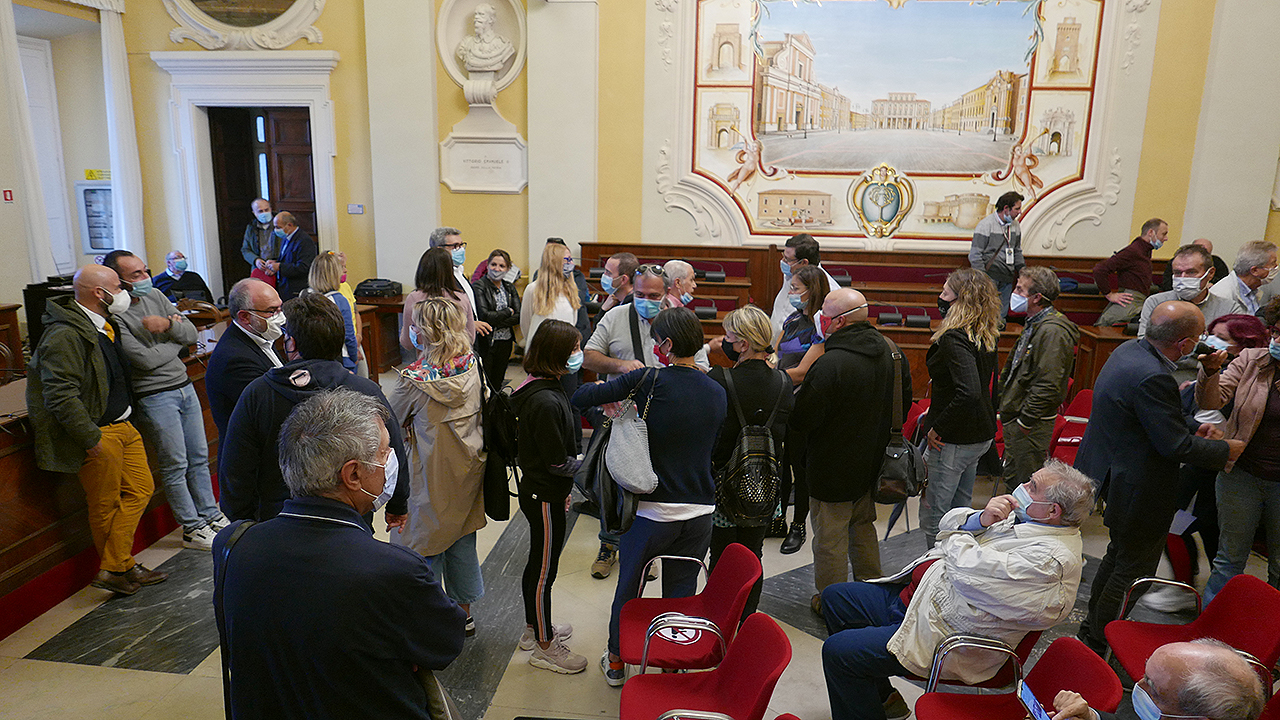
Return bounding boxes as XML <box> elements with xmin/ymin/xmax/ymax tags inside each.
<box><xmin>21</xmin><ymin>195</ymin><xmax>1279</xmax><ymax>719</ymax></box>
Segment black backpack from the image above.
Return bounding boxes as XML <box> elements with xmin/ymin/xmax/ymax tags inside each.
<box><xmin>478</xmin><ymin>356</ymin><xmax>519</xmax><ymax>521</ymax></box>
<box><xmin>715</xmin><ymin>369</ymin><xmax>788</xmax><ymax>527</ymax></box>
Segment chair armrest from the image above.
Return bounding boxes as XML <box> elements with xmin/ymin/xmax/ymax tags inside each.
<box><xmin>1116</xmin><ymin>577</ymin><xmax>1201</xmax><ymax>622</ymax></box>
<box><xmin>639</xmin><ymin>554</ymin><xmax>710</xmax><ymax>596</ymax></box>
<box><xmin>641</xmin><ymin>614</ymin><xmax>726</xmax><ymax>674</ymax></box>
<box><xmin>926</xmin><ymin>634</ymin><xmax>1022</xmax><ymax>693</ymax></box>
<box><xmin>656</xmin><ymin>711</ymin><xmax>736</xmax><ymax>720</ymax></box>
<box><xmin>1236</xmin><ymin>650</ymin><xmax>1274</xmax><ymax>702</ymax></box>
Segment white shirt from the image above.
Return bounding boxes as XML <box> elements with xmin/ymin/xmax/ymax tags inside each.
<box><xmin>455</xmin><ymin>266</ymin><xmax>476</xmax><ymax>315</ymax></box>
<box><xmin>233</xmin><ymin>320</ymin><xmax>283</xmax><ymax>368</ymax></box>
<box><xmin>519</xmin><ymin>280</ymin><xmax>576</xmax><ymax>341</ymax></box>
<box><xmin>76</xmin><ymin>301</ymin><xmax>131</xmax><ymax>422</ymax></box>
<box><xmin>771</xmin><ymin>264</ymin><xmax>843</xmax><ymax>340</ymax></box>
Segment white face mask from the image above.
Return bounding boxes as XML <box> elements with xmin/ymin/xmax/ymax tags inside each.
<box><xmin>100</xmin><ymin>287</ymin><xmax>131</xmax><ymax>315</ymax></box>
<box><xmin>1009</xmin><ymin>291</ymin><xmax>1029</xmax><ymax>314</ymax></box>
<box><xmin>1171</xmin><ymin>269</ymin><xmax>1209</xmax><ymax>301</ymax></box>
<box><xmin>247</xmin><ymin>311</ymin><xmax>285</xmax><ymax>342</ymax></box>
<box><xmin>360</xmin><ymin>451</ymin><xmax>398</xmax><ymax>512</ymax></box>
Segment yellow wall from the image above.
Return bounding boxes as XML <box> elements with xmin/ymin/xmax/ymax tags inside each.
<box><xmin>1129</xmin><ymin>0</ymin><xmax>1217</xmax><ymax>258</ymax></box>
<box><xmin>597</xmin><ymin>0</ymin><xmax>645</xmax><ymax>245</ymax></box>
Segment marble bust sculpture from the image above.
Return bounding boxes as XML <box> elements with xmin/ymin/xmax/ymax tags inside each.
<box><xmin>456</xmin><ymin>3</ymin><xmax>514</xmax><ymax>73</ymax></box>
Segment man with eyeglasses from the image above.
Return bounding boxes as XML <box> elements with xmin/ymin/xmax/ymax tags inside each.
<box><xmin>1051</xmin><ymin>639</ymin><xmax>1264</xmax><ymax>720</ymax></box>
<box><xmin>1210</xmin><ymin>240</ymin><xmax>1278</xmax><ymax>317</ymax></box>
<box><xmin>429</xmin><ymin>226</ymin><xmax>494</xmax><ymax>338</ymax></box>
<box><xmin>206</xmin><ymin>279</ymin><xmax>284</xmax><ymax>447</ymax></box>
<box><xmin>1137</xmin><ymin>244</ymin><xmax>1234</xmax><ymax>383</ymax></box>
<box><xmin>771</xmin><ymin>234</ymin><xmax>842</xmax><ymax>339</ymax></box>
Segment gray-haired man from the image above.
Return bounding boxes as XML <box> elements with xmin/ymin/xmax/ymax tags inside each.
<box><xmin>430</xmin><ymin>226</ymin><xmax>490</xmax><ymax>336</ymax></box>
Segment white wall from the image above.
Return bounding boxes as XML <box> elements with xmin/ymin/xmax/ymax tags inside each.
<box><xmin>51</xmin><ymin>28</ymin><xmax>109</xmax><ymax>268</ymax></box>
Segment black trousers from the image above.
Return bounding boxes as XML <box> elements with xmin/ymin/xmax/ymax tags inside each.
<box><xmin>780</xmin><ymin>430</ymin><xmax>810</xmax><ymax>524</ymax></box>
<box><xmin>710</xmin><ymin>524</ymin><xmax>768</xmax><ymax>620</ymax></box>
<box><xmin>520</xmin><ymin>493</ymin><xmax>567</xmax><ymax>643</ymax></box>
<box><xmin>1079</xmin><ymin>524</ymin><xmax>1168</xmax><ymax>654</ymax></box>
<box><xmin>481</xmin><ymin>338</ymin><xmax>514</xmax><ymax>390</ymax></box>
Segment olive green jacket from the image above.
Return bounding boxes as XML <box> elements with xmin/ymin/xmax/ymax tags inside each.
<box><xmin>998</xmin><ymin>307</ymin><xmax>1079</xmax><ymax>425</ymax></box>
<box><xmin>26</xmin><ymin>296</ymin><xmax>121</xmax><ymax>473</ymax></box>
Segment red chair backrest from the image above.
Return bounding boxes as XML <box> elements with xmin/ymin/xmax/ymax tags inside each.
<box><xmin>1192</xmin><ymin>574</ymin><xmax>1280</xmax><ymax>667</ymax></box>
<box><xmin>1257</xmin><ymin>692</ymin><xmax>1280</xmax><ymax>720</ymax></box>
<box><xmin>904</xmin><ymin>400</ymin><xmax>930</xmax><ymax>441</ymax></box>
<box><xmin>1062</xmin><ymin>389</ymin><xmax>1093</xmax><ymax>420</ymax></box>
<box><xmin>1026</xmin><ymin>637</ymin><xmax>1123</xmax><ymax>714</ymax></box>
<box><xmin>703</xmin><ymin>543</ymin><xmax>764</xmax><ymax>643</ymax></box>
<box><xmin>708</xmin><ymin>613</ymin><xmax>793</xmax><ymax>720</ymax></box>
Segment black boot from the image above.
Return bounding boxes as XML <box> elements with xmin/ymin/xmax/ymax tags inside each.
<box><xmin>780</xmin><ymin>521</ymin><xmax>806</xmax><ymax>555</ymax></box>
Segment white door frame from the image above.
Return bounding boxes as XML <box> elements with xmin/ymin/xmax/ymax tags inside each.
<box><xmin>17</xmin><ymin>35</ymin><xmax>76</xmax><ymax>274</ymax></box>
<box><xmin>151</xmin><ymin>50</ymin><xmax>339</xmax><ymax>297</ymax></box>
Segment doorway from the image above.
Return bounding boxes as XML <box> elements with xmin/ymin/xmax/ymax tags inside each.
<box><xmin>207</xmin><ymin>107</ymin><xmax>317</xmax><ymax>296</ymax></box>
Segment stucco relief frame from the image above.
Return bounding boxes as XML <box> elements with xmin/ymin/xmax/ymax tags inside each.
<box><xmin>162</xmin><ymin>0</ymin><xmax>325</xmax><ymax>51</ymax></box>
<box><xmin>437</xmin><ymin>0</ymin><xmax>527</xmax><ymax>93</ymax></box>
<box><xmin>644</xmin><ymin>0</ymin><xmax>1163</xmax><ymax>253</ymax></box>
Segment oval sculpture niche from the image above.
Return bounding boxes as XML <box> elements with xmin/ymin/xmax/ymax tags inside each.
<box><xmin>191</xmin><ymin>0</ymin><xmax>296</xmax><ymax>28</ymax></box>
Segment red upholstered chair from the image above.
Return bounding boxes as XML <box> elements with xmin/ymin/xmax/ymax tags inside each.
<box><xmin>620</xmin><ymin>613</ymin><xmax>792</xmax><ymax>720</ymax></box>
<box><xmin>915</xmin><ymin>636</ymin><xmax>1123</xmax><ymax>720</ymax></box>
<box><xmin>619</xmin><ymin>543</ymin><xmax>762</xmax><ymax>672</ymax></box>
<box><xmin>1105</xmin><ymin>574</ymin><xmax>1280</xmax><ymax>683</ymax></box>
<box><xmin>903</xmin><ymin>629</ymin><xmax>1043</xmax><ymax>690</ymax></box>
<box><xmin>904</xmin><ymin>399</ymin><xmax>930</xmax><ymax>442</ymax></box>
<box><xmin>1257</xmin><ymin>691</ymin><xmax>1280</xmax><ymax>720</ymax></box>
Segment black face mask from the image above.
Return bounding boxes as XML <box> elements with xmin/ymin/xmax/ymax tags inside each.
<box><xmin>721</xmin><ymin>338</ymin><xmax>741</xmax><ymax>363</ymax></box>
<box><xmin>937</xmin><ymin>297</ymin><xmax>951</xmax><ymax>318</ymax></box>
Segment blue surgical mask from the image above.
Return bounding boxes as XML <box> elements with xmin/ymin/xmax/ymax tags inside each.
<box><xmin>1012</xmin><ymin>484</ymin><xmax>1054</xmax><ymax>524</ymax></box>
<box><xmin>566</xmin><ymin>350</ymin><xmax>584</xmax><ymax>373</ymax></box>
<box><xmin>451</xmin><ymin>247</ymin><xmax>466</xmax><ymax>267</ymax></box>
<box><xmin>1150</xmin><ymin>237</ymin><xmax>1164</xmax><ymax>250</ymax></box>
<box><xmin>600</xmin><ymin>274</ymin><xmax>615</xmax><ymax>294</ymax></box>
<box><xmin>1202</xmin><ymin>334</ymin><xmax>1230</xmax><ymax>353</ymax></box>
<box><xmin>562</xmin><ymin>260</ymin><xmax>575</xmax><ymax>277</ymax></box>
<box><xmin>1131</xmin><ymin>683</ymin><xmax>1199</xmax><ymax>720</ymax></box>
<box><xmin>680</xmin><ymin>292</ymin><xmax>694</xmax><ymax>305</ymax></box>
<box><xmin>635</xmin><ymin>297</ymin><xmax>661</xmax><ymax>320</ymax></box>
<box><xmin>1270</xmin><ymin>339</ymin><xmax>1280</xmax><ymax>362</ymax></box>
<box><xmin>788</xmin><ymin>293</ymin><xmax>805</xmax><ymax>310</ymax></box>
<box><xmin>781</xmin><ymin>259</ymin><xmax>793</xmax><ymax>277</ymax></box>
<box><xmin>128</xmin><ymin>277</ymin><xmax>153</xmax><ymax>298</ymax></box>
<box><xmin>173</xmin><ymin>259</ymin><xmax>188</xmax><ymax>273</ymax></box>
<box><xmin>274</xmin><ymin>228</ymin><xmax>287</xmax><ymax>239</ymax></box>
<box><xmin>409</xmin><ymin>325</ymin><xmax>423</xmax><ymax>351</ymax></box>
<box><xmin>256</xmin><ymin>211</ymin><xmax>273</xmax><ymax>224</ymax></box>
<box><xmin>1009</xmin><ymin>291</ymin><xmax>1028</xmax><ymax>314</ymax></box>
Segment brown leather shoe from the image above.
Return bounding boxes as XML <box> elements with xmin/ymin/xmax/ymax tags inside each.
<box><xmin>91</xmin><ymin>570</ymin><xmax>140</xmax><ymax>596</ymax></box>
<box><xmin>125</xmin><ymin>563</ymin><xmax>168</xmax><ymax>586</ymax></box>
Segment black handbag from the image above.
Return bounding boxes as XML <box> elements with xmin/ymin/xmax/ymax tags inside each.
<box><xmin>573</xmin><ymin>421</ymin><xmax>638</xmax><ymax>536</ymax></box>
<box><xmin>875</xmin><ymin>337</ymin><xmax>926</xmax><ymax>505</ymax></box>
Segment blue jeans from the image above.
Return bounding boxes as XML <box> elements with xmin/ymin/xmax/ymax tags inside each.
<box><xmin>822</xmin><ymin>582</ymin><xmax>910</xmax><ymax>720</ymax></box>
<box><xmin>921</xmin><ymin>438</ymin><xmax>993</xmax><ymax>546</ymax></box>
<box><xmin>134</xmin><ymin>384</ymin><xmax>220</xmax><ymax>531</ymax></box>
<box><xmin>608</xmin><ymin>514</ymin><xmax>713</xmax><ymax>655</ymax></box>
<box><xmin>427</xmin><ymin>532</ymin><xmax>484</xmax><ymax>605</ymax></box>
<box><xmin>1205</xmin><ymin>466</ymin><xmax>1280</xmax><ymax>603</ymax></box>
<box><xmin>997</xmin><ymin>281</ymin><xmax>1013</xmax><ymax>319</ymax></box>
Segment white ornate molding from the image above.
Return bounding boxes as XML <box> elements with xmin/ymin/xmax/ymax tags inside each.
<box><xmin>161</xmin><ymin>0</ymin><xmax>324</xmax><ymax>51</ymax></box>
<box><xmin>655</xmin><ymin>0</ymin><xmax>677</xmax><ymax>69</ymax></box>
<box><xmin>437</xmin><ymin>0</ymin><xmax>526</xmax><ymax>93</ymax></box>
<box><xmin>64</xmin><ymin>0</ymin><xmax>125</xmax><ymax>12</ymax></box>
<box><xmin>1033</xmin><ymin>148</ymin><xmax>1122</xmax><ymax>251</ymax></box>
<box><xmin>656</xmin><ymin>140</ymin><xmax>729</xmax><ymax>239</ymax></box>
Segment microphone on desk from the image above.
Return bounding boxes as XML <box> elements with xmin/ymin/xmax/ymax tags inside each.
<box><xmin>684</xmin><ymin>259</ymin><xmax>727</xmax><ymax>283</ymax></box>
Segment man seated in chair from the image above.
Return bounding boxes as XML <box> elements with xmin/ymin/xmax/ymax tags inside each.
<box><xmin>820</xmin><ymin>459</ymin><xmax>1094</xmax><ymax>720</ymax></box>
<box><xmin>1051</xmin><ymin>639</ymin><xmax>1264</xmax><ymax>720</ymax></box>
<box><xmin>151</xmin><ymin>251</ymin><xmax>213</xmax><ymax>303</ymax></box>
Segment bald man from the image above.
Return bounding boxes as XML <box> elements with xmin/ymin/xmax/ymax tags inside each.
<box><xmin>1074</xmin><ymin>301</ymin><xmax>1243</xmax><ymax>655</ymax></box>
<box><xmin>27</xmin><ymin>264</ymin><xmax>166</xmax><ymax>596</ymax></box>
<box><xmin>268</xmin><ymin>211</ymin><xmax>317</xmax><ymax>301</ymax></box>
<box><xmin>206</xmin><ymin>278</ymin><xmax>284</xmax><ymax>445</ymax></box>
<box><xmin>1053</xmin><ymin>639</ymin><xmax>1265</xmax><ymax>720</ymax></box>
<box><xmin>791</xmin><ymin>288</ymin><xmax>912</xmax><ymax>615</ymax></box>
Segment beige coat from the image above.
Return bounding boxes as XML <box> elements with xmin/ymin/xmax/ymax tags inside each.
<box><xmin>1196</xmin><ymin>347</ymin><xmax>1279</xmax><ymax>473</ymax></box>
<box><xmin>389</xmin><ymin>357</ymin><xmax>487</xmax><ymax>557</ymax></box>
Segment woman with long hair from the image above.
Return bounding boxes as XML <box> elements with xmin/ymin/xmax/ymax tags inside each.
<box><xmin>472</xmin><ymin>249</ymin><xmax>522</xmax><ymax>390</ymax></box>
<box><xmin>389</xmin><ymin>297</ymin><xmax>487</xmax><ymax>634</ymax></box>
<box><xmin>510</xmin><ymin>319</ymin><xmax>589</xmax><ymax>674</ymax></box>
<box><xmin>919</xmin><ymin>267</ymin><xmax>1001</xmax><ymax>547</ymax></box>
<box><xmin>308</xmin><ymin>251</ymin><xmax>360</xmax><ymax>373</ymax></box>
<box><xmin>520</xmin><ymin>242</ymin><xmax>581</xmax><ymax>343</ymax></box>
<box><xmin>399</xmin><ymin>247</ymin><xmax>477</xmax><ymax>353</ymax></box>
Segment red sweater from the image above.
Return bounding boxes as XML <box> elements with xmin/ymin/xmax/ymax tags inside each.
<box><xmin>1092</xmin><ymin>237</ymin><xmax>1154</xmax><ymax>294</ymax></box>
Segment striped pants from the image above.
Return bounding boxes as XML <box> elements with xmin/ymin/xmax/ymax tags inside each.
<box><xmin>520</xmin><ymin>494</ymin><xmax>567</xmax><ymax>643</ymax></box>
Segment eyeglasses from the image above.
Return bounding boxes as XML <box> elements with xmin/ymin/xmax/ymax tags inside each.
<box><xmin>443</xmin><ymin>241</ymin><xmax>467</xmax><ymax>249</ymax></box>
<box><xmin>247</xmin><ymin>308</ymin><xmax>282</xmax><ymax>317</ymax></box>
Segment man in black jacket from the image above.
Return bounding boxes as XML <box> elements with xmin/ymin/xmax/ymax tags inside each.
<box><xmin>1073</xmin><ymin>300</ymin><xmax>1243</xmax><ymax>655</ymax></box>
<box><xmin>268</xmin><ymin>212</ymin><xmax>318</xmax><ymax>301</ymax></box>
<box><xmin>791</xmin><ymin>288</ymin><xmax>911</xmax><ymax>616</ymax></box>
<box><xmin>213</xmin><ymin>388</ymin><xmax>465</xmax><ymax>720</ymax></box>
<box><xmin>218</xmin><ymin>293</ymin><xmax>409</xmax><ymax>527</ymax></box>
<box><xmin>205</xmin><ymin>279</ymin><xmax>283</xmax><ymax>446</ymax></box>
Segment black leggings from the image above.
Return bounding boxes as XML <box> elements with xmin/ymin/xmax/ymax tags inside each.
<box><xmin>520</xmin><ymin>493</ymin><xmax>567</xmax><ymax>643</ymax></box>
<box><xmin>780</xmin><ymin>430</ymin><xmax>810</xmax><ymax>524</ymax></box>
<box><xmin>482</xmin><ymin>338</ymin><xmax>514</xmax><ymax>390</ymax></box>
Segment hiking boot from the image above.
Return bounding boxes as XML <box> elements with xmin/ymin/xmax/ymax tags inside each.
<box><xmin>183</xmin><ymin>524</ymin><xmax>216</xmax><ymax>551</ymax></box>
<box><xmin>520</xmin><ymin>623</ymin><xmax>573</xmax><ymax>651</ymax></box>
<box><xmin>600</xmin><ymin>652</ymin><xmax>626</xmax><ymax>687</ymax></box>
<box><xmin>883</xmin><ymin>689</ymin><xmax>911</xmax><ymax>720</ymax></box>
<box><xmin>591</xmin><ymin>544</ymin><xmax>617</xmax><ymax>579</ymax></box>
<box><xmin>529</xmin><ymin>640</ymin><xmax>588</xmax><ymax>675</ymax></box>
<box><xmin>780</xmin><ymin>521</ymin><xmax>806</xmax><ymax>555</ymax></box>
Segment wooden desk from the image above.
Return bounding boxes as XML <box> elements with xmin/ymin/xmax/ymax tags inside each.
<box><xmin>356</xmin><ymin>295</ymin><xmax>407</xmax><ymax>374</ymax></box>
<box><xmin>1073</xmin><ymin>326</ymin><xmax>1133</xmax><ymax>395</ymax></box>
<box><xmin>0</xmin><ymin>304</ymin><xmax>22</xmax><ymax>374</ymax></box>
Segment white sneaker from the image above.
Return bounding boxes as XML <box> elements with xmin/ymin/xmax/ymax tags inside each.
<box><xmin>529</xmin><ymin>640</ymin><xmax>588</xmax><ymax>674</ymax></box>
<box><xmin>519</xmin><ymin>623</ymin><xmax>573</xmax><ymax>651</ymax></box>
<box><xmin>182</xmin><ymin>524</ymin><xmax>216</xmax><ymax>551</ymax></box>
<box><xmin>207</xmin><ymin>515</ymin><xmax>230</xmax><ymax>532</ymax></box>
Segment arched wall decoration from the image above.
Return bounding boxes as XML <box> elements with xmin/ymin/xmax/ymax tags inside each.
<box><xmin>437</xmin><ymin>0</ymin><xmax>527</xmax><ymax>93</ymax></box>
<box><xmin>162</xmin><ymin>0</ymin><xmax>325</xmax><ymax>51</ymax></box>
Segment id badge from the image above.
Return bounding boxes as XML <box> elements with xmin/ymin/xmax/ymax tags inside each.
<box><xmin>1003</xmin><ymin>246</ymin><xmax>1015</xmax><ymax>265</ymax></box>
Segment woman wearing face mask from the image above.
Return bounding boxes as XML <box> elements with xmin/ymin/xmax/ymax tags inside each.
<box><xmin>520</xmin><ymin>243</ymin><xmax>581</xmax><ymax>344</ymax></box>
<box><xmin>510</xmin><ymin>319</ymin><xmax>589</xmax><ymax>674</ymax></box>
<box><xmin>472</xmin><ymin>249</ymin><xmax>522</xmax><ymax>390</ymax></box>
<box><xmin>572</xmin><ymin>307</ymin><xmax>728</xmax><ymax>687</ymax></box>
<box><xmin>1194</xmin><ymin>298</ymin><xmax>1280</xmax><ymax>602</ymax></box>
<box><xmin>388</xmin><ymin>297</ymin><xmax>487</xmax><ymax>635</ymax></box>
<box><xmin>770</xmin><ymin>265</ymin><xmax>830</xmax><ymax>551</ymax></box>
<box><xmin>919</xmin><ymin>267</ymin><xmax>1002</xmax><ymax>547</ymax></box>
<box><xmin>400</xmin><ymin>247</ymin><xmax>477</xmax><ymax>355</ymax></box>
<box><xmin>308</xmin><ymin>252</ymin><xmax>361</xmax><ymax>374</ymax></box>
<box><xmin>708</xmin><ymin>306</ymin><xmax>792</xmax><ymax>614</ymax></box>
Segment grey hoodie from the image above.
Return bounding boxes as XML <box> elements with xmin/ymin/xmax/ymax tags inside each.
<box><xmin>115</xmin><ymin>288</ymin><xmax>198</xmax><ymax>396</ymax></box>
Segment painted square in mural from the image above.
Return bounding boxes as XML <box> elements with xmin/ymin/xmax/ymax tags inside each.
<box><xmin>692</xmin><ymin>0</ymin><xmax>1104</xmax><ymax>239</ymax></box>
<box><xmin>191</xmin><ymin>0</ymin><xmax>295</xmax><ymax>28</ymax></box>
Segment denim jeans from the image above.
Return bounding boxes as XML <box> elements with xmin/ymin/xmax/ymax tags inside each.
<box><xmin>821</xmin><ymin>582</ymin><xmax>910</xmax><ymax>720</ymax></box>
<box><xmin>921</xmin><ymin>438</ymin><xmax>993</xmax><ymax>547</ymax></box>
<box><xmin>134</xmin><ymin>384</ymin><xmax>220</xmax><ymax>531</ymax></box>
<box><xmin>426</xmin><ymin>531</ymin><xmax>484</xmax><ymax>605</ymax></box>
<box><xmin>1205</xmin><ymin>466</ymin><xmax>1280</xmax><ymax>603</ymax></box>
<box><xmin>608</xmin><ymin>514</ymin><xmax>713</xmax><ymax>655</ymax></box>
<box><xmin>996</xmin><ymin>281</ymin><xmax>1013</xmax><ymax>319</ymax></box>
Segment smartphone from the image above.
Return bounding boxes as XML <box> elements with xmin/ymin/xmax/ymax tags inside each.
<box><xmin>1019</xmin><ymin>680</ymin><xmax>1054</xmax><ymax>720</ymax></box>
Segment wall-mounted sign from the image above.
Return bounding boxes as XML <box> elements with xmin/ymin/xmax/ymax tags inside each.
<box><xmin>75</xmin><ymin>181</ymin><xmax>114</xmax><ymax>255</ymax></box>
<box><xmin>440</xmin><ymin>134</ymin><xmax>528</xmax><ymax>194</ymax></box>
<box><xmin>2</xmin><ymin>189</ymin><xmax>12</xmax><ymax>203</ymax></box>
<box><xmin>84</xmin><ymin>169</ymin><xmax>111</xmax><ymax>181</ymax></box>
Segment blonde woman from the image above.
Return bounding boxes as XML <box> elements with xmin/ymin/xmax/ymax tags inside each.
<box><xmin>389</xmin><ymin>297</ymin><xmax>487</xmax><ymax>634</ymax></box>
<box><xmin>920</xmin><ymin>267</ymin><xmax>1002</xmax><ymax>546</ymax></box>
<box><xmin>308</xmin><ymin>251</ymin><xmax>360</xmax><ymax>373</ymax></box>
<box><xmin>520</xmin><ymin>242</ymin><xmax>581</xmax><ymax>344</ymax></box>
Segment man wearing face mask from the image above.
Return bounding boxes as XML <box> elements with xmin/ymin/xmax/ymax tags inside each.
<box><xmin>1209</xmin><ymin>240</ymin><xmax>1278</xmax><ymax>317</ymax></box>
<box><xmin>820</xmin><ymin>460</ymin><xmax>1093</xmax><ymax>720</ymax></box>
<box><xmin>241</xmin><ymin>198</ymin><xmax>279</xmax><ymax>285</ymax></box>
<box><xmin>429</xmin><ymin>226</ymin><xmax>494</xmax><ymax>338</ymax></box>
<box><xmin>213</xmin><ymin>388</ymin><xmax>466</xmax><ymax>720</ymax></box>
<box><xmin>1051</xmin><ymin>639</ymin><xmax>1264</xmax><ymax>720</ymax></box>
<box><xmin>1073</xmin><ymin>301</ymin><xmax>1244</xmax><ymax>656</ymax></box>
<box><xmin>594</xmin><ymin>251</ymin><xmax>638</xmax><ymax>325</ymax></box>
<box><xmin>1158</xmin><ymin>238</ymin><xmax>1229</xmax><ymax>292</ymax></box>
<box><xmin>1092</xmin><ymin>217</ymin><xmax>1168</xmax><ymax>327</ymax></box>
<box><xmin>27</xmin><ymin>264</ymin><xmax>163</xmax><ymax>596</ymax></box>
<box><xmin>104</xmin><ymin>250</ymin><xmax>225</xmax><ymax>551</ymax></box>
<box><xmin>771</xmin><ymin>234</ymin><xmax>842</xmax><ymax>339</ymax></box>
<box><xmin>206</xmin><ymin>279</ymin><xmax>284</xmax><ymax>444</ymax></box>
<box><xmin>151</xmin><ymin>251</ymin><xmax>213</xmax><ymax>302</ymax></box>
<box><xmin>791</xmin><ymin>288</ymin><xmax>911</xmax><ymax>617</ymax></box>
<box><xmin>268</xmin><ymin>211</ymin><xmax>318</xmax><ymax>301</ymax></box>
<box><xmin>1137</xmin><ymin>244</ymin><xmax>1234</xmax><ymax>383</ymax></box>
<box><xmin>219</xmin><ymin>293</ymin><xmax>409</xmax><ymax>526</ymax></box>
<box><xmin>968</xmin><ymin>191</ymin><xmax>1025</xmax><ymax>318</ymax></box>
<box><xmin>662</xmin><ymin>259</ymin><xmax>697</xmax><ymax>307</ymax></box>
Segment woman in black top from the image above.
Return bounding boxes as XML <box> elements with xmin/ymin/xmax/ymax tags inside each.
<box><xmin>708</xmin><ymin>305</ymin><xmax>792</xmax><ymax>616</ymax></box>
<box><xmin>920</xmin><ymin>267</ymin><xmax>1001</xmax><ymax>547</ymax></box>
<box><xmin>510</xmin><ymin>319</ymin><xmax>589</xmax><ymax>675</ymax></box>
<box><xmin>472</xmin><ymin>249</ymin><xmax>522</xmax><ymax>390</ymax></box>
